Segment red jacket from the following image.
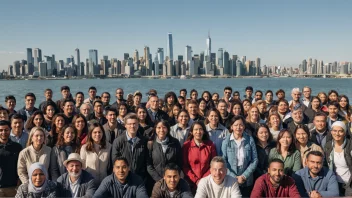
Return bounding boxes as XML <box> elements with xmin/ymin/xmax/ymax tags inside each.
<box><xmin>251</xmin><ymin>173</ymin><xmax>301</xmax><ymax>198</ymax></box>
<box><xmin>182</xmin><ymin>139</ymin><xmax>217</xmax><ymax>188</ymax></box>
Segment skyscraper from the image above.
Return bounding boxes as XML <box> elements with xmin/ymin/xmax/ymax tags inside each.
<box><xmin>167</xmin><ymin>32</ymin><xmax>173</xmax><ymax>60</ymax></box>
<box><xmin>13</xmin><ymin>61</ymin><xmax>20</xmax><ymax>77</ymax></box>
<box><xmin>223</xmin><ymin>51</ymin><xmax>229</xmax><ymax>75</ymax></box>
<box><xmin>157</xmin><ymin>48</ymin><xmax>164</xmax><ymax>65</ymax></box>
<box><xmin>185</xmin><ymin>46</ymin><xmax>192</xmax><ymax>68</ymax></box>
<box><xmin>206</xmin><ymin>31</ymin><xmax>211</xmax><ymax>61</ymax></box>
<box><xmin>256</xmin><ymin>57</ymin><xmax>261</xmax><ymax>75</ymax></box>
<box><xmin>133</xmin><ymin>50</ymin><xmax>139</xmax><ymax>63</ymax></box>
<box><xmin>89</xmin><ymin>49</ymin><xmax>98</xmax><ymax>75</ymax></box>
<box><xmin>217</xmin><ymin>48</ymin><xmax>224</xmax><ymax>67</ymax></box>
<box><xmin>75</xmin><ymin>48</ymin><xmax>81</xmax><ymax>76</ymax></box>
<box><xmin>26</xmin><ymin>48</ymin><xmax>34</xmax><ymax>74</ymax></box>
<box><xmin>144</xmin><ymin>46</ymin><xmax>151</xmax><ymax>75</ymax></box>
<box><xmin>33</xmin><ymin>48</ymin><xmax>41</xmax><ymax>69</ymax></box>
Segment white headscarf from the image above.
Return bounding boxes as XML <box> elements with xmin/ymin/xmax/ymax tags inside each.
<box><xmin>28</xmin><ymin>162</ymin><xmax>48</xmax><ymax>194</ymax></box>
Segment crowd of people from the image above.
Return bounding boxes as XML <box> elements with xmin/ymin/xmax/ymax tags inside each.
<box><xmin>0</xmin><ymin>84</ymin><xmax>351</xmax><ymax>197</ymax></box>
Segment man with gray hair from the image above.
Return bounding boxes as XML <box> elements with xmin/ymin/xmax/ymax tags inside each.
<box><xmin>288</xmin><ymin>88</ymin><xmax>315</xmax><ymax>123</ymax></box>
<box><xmin>195</xmin><ymin>156</ymin><xmax>241</xmax><ymax>198</ymax></box>
<box><xmin>286</xmin><ymin>103</ymin><xmax>311</xmax><ymax>134</ymax></box>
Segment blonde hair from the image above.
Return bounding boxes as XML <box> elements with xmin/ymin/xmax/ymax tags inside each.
<box><xmin>26</xmin><ymin>127</ymin><xmax>46</xmax><ymax>147</ymax></box>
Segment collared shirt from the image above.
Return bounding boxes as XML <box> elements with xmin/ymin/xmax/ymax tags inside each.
<box><xmin>126</xmin><ymin>131</ymin><xmax>137</xmax><ymax>151</ymax></box>
<box><xmin>302</xmin><ymin>97</ymin><xmax>311</xmax><ymax>107</ymax></box>
<box><xmin>206</xmin><ymin>123</ymin><xmax>229</xmax><ymax>155</ymax></box>
<box><xmin>10</xmin><ymin>130</ymin><xmax>28</xmax><ymax>148</ymax></box>
<box><xmin>230</xmin><ymin>134</ymin><xmax>245</xmax><ymax>166</ymax></box>
<box><xmin>148</xmin><ymin>109</ymin><xmax>157</xmax><ymax>122</ymax></box>
<box><xmin>170</xmin><ymin>124</ymin><xmax>190</xmax><ymax>145</ymax></box>
<box><xmin>69</xmin><ymin>176</ymin><xmax>81</xmax><ymax>198</ymax></box>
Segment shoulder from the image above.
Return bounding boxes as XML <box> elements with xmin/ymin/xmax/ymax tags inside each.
<box><xmin>101</xmin><ymin>174</ymin><xmax>115</xmax><ymax>185</ymax></box>
<box><xmin>197</xmin><ymin>175</ymin><xmax>210</xmax><ymax>187</ymax></box>
<box><xmin>17</xmin><ymin>183</ymin><xmax>29</xmax><ymax>193</ymax></box>
<box><xmin>294</xmin><ymin>168</ymin><xmax>305</xmax><ymax>177</ymax></box>
<box><xmin>57</xmin><ymin>172</ymin><xmax>68</xmax><ymax>182</ymax></box>
<box><xmin>183</xmin><ymin>140</ymin><xmax>191</xmax><ymax>147</ymax></box>
<box><xmin>82</xmin><ymin>170</ymin><xmax>95</xmax><ymax>181</ymax></box>
<box><xmin>47</xmin><ymin>180</ymin><xmax>57</xmax><ymax>189</ymax></box>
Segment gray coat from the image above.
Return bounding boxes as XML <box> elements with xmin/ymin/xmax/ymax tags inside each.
<box><xmin>57</xmin><ymin>170</ymin><xmax>96</xmax><ymax>198</ymax></box>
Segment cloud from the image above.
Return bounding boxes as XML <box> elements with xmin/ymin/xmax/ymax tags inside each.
<box><xmin>0</xmin><ymin>51</ymin><xmax>25</xmax><ymax>54</ymax></box>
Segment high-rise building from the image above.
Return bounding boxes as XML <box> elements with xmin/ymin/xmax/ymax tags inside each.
<box><xmin>206</xmin><ymin>31</ymin><xmax>211</xmax><ymax>61</ymax></box>
<box><xmin>157</xmin><ymin>48</ymin><xmax>164</xmax><ymax>65</ymax></box>
<box><xmin>144</xmin><ymin>46</ymin><xmax>151</xmax><ymax>75</ymax></box>
<box><xmin>241</xmin><ymin>56</ymin><xmax>246</xmax><ymax>66</ymax></box>
<box><xmin>255</xmin><ymin>57</ymin><xmax>261</xmax><ymax>75</ymax></box>
<box><xmin>75</xmin><ymin>48</ymin><xmax>81</xmax><ymax>76</ymax></box>
<box><xmin>223</xmin><ymin>51</ymin><xmax>229</xmax><ymax>75</ymax></box>
<box><xmin>167</xmin><ymin>32</ymin><xmax>173</xmax><ymax>60</ymax></box>
<box><xmin>89</xmin><ymin>49</ymin><xmax>98</xmax><ymax>75</ymax></box>
<box><xmin>200</xmin><ymin>51</ymin><xmax>204</xmax><ymax>68</ymax></box>
<box><xmin>44</xmin><ymin>56</ymin><xmax>53</xmax><ymax>76</ymax></box>
<box><xmin>236</xmin><ymin>60</ymin><xmax>242</xmax><ymax>76</ymax></box>
<box><xmin>13</xmin><ymin>61</ymin><xmax>20</xmax><ymax>77</ymax></box>
<box><xmin>26</xmin><ymin>48</ymin><xmax>34</xmax><ymax>74</ymax></box>
<box><xmin>33</xmin><ymin>48</ymin><xmax>42</xmax><ymax>69</ymax></box>
<box><xmin>185</xmin><ymin>46</ymin><xmax>192</xmax><ymax>67</ymax></box>
<box><xmin>39</xmin><ymin>62</ymin><xmax>47</xmax><ymax>77</ymax></box>
<box><xmin>133</xmin><ymin>50</ymin><xmax>139</xmax><ymax>62</ymax></box>
<box><xmin>217</xmin><ymin>48</ymin><xmax>224</xmax><ymax>68</ymax></box>
<box><xmin>124</xmin><ymin>53</ymin><xmax>129</xmax><ymax>60</ymax></box>
<box><xmin>178</xmin><ymin>55</ymin><xmax>183</xmax><ymax>62</ymax></box>
<box><xmin>8</xmin><ymin>65</ymin><xmax>13</xmax><ymax>76</ymax></box>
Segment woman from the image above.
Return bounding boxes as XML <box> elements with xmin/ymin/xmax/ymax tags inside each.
<box><xmin>277</xmin><ymin>99</ymin><xmax>291</xmax><ymax>124</ymax></box>
<box><xmin>75</xmin><ymin>92</ymin><xmax>84</xmax><ymax>113</ymax></box>
<box><xmin>147</xmin><ymin>121</ymin><xmax>182</xmax><ymax>183</ymax></box>
<box><xmin>190</xmin><ymin>89</ymin><xmax>198</xmax><ymax>101</ymax></box>
<box><xmin>242</xmin><ymin>99</ymin><xmax>252</xmax><ymax>117</ymax></box>
<box><xmin>201</xmin><ymin>91</ymin><xmax>215</xmax><ymax>109</ymax></box>
<box><xmin>231</xmin><ymin>100</ymin><xmax>244</xmax><ymax>117</ymax></box>
<box><xmin>15</xmin><ymin>163</ymin><xmax>56</xmax><ymax>198</ymax></box>
<box><xmin>47</xmin><ymin>113</ymin><xmax>65</xmax><ymax>148</ymax></box>
<box><xmin>164</xmin><ymin>91</ymin><xmax>178</xmax><ymax>115</ymax></box>
<box><xmin>18</xmin><ymin>127</ymin><xmax>51</xmax><ymax>184</ymax></box>
<box><xmin>328</xmin><ymin>90</ymin><xmax>339</xmax><ymax>104</ymax></box>
<box><xmin>339</xmin><ymin>95</ymin><xmax>351</xmax><ymax>119</ymax></box>
<box><xmin>253</xmin><ymin>124</ymin><xmax>275</xmax><ymax>180</ymax></box>
<box><xmin>25</xmin><ymin>111</ymin><xmax>47</xmax><ymax>133</ymax></box>
<box><xmin>212</xmin><ymin>93</ymin><xmax>220</xmax><ymax>106</ymax></box>
<box><xmin>268</xmin><ymin>129</ymin><xmax>301</xmax><ymax>176</ymax></box>
<box><xmin>117</xmin><ymin>103</ymin><xmax>128</xmax><ymax>125</ymax></box>
<box><xmin>325</xmin><ymin>121</ymin><xmax>352</xmax><ymax>196</ymax></box>
<box><xmin>222</xmin><ymin>115</ymin><xmax>258</xmax><ymax>197</ymax></box>
<box><xmin>80</xmin><ymin>123</ymin><xmax>111</xmax><ymax>186</ymax></box>
<box><xmin>245</xmin><ymin>106</ymin><xmax>264</xmax><ymax>136</ymax></box>
<box><xmin>50</xmin><ymin>124</ymin><xmax>80</xmax><ymax>181</ymax></box>
<box><xmin>198</xmin><ymin>98</ymin><xmax>207</xmax><ymax>117</ymax></box>
<box><xmin>318</xmin><ymin>92</ymin><xmax>328</xmax><ymax>106</ymax></box>
<box><xmin>43</xmin><ymin>101</ymin><xmax>56</xmax><ymax>132</ymax></box>
<box><xmin>136</xmin><ymin>105</ymin><xmax>153</xmax><ymax>140</ymax></box>
<box><xmin>310</xmin><ymin>96</ymin><xmax>323</xmax><ymax>113</ymax></box>
<box><xmin>205</xmin><ymin>108</ymin><xmax>229</xmax><ymax>155</ymax></box>
<box><xmin>72</xmin><ymin>114</ymin><xmax>89</xmax><ymax>145</ymax></box>
<box><xmin>170</xmin><ymin>109</ymin><xmax>190</xmax><ymax>145</ymax></box>
<box><xmin>255</xmin><ymin>100</ymin><xmax>267</xmax><ymax>121</ymax></box>
<box><xmin>327</xmin><ymin>102</ymin><xmax>347</xmax><ymax>130</ymax></box>
<box><xmin>182</xmin><ymin>121</ymin><xmax>216</xmax><ymax>193</ymax></box>
<box><xmin>294</xmin><ymin>124</ymin><xmax>323</xmax><ymax>167</ymax></box>
<box><xmin>267</xmin><ymin>113</ymin><xmax>282</xmax><ymax>141</ymax></box>
<box><xmin>168</xmin><ymin>103</ymin><xmax>182</xmax><ymax>126</ymax></box>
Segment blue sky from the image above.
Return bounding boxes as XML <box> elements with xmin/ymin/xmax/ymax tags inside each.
<box><xmin>0</xmin><ymin>0</ymin><xmax>351</xmax><ymax>70</ymax></box>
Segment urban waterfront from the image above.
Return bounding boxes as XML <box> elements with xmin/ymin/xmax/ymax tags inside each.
<box><xmin>1</xmin><ymin>78</ymin><xmax>352</xmax><ymax>106</ymax></box>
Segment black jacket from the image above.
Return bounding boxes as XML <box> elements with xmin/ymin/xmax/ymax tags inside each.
<box><xmin>0</xmin><ymin>140</ymin><xmax>22</xmax><ymax>187</ymax></box>
<box><xmin>147</xmin><ymin>136</ymin><xmax>182</xmax><ymax>181</ymax></box>
<box><xmin>111</xmin><ymin>133</ymin><xmax>148</xmax><ymax>179</ymax></box>
<box><xmin>310</xmin><ymin>128</ymin><xmax>332</xmax><ymax>149</ymax></box>
<box><xmin>151</xmin><ymin>178</ymin><xmax>193</xmax><ymax>198</ymax></box>
<box><xmin>56</xmin><ymin>170</ymin><xmax>96</xmax><ymax>198</ymax></box>
<box><xmin>254</xmin><ymin>141</ymin><xmax>276</xmax><ymax>180</ymax></box>
<box><xmin>147</xmin><ymin>109</ymin><xmax>170</xmax><ymax>122</ymax></box>
<box><xmin>17</xmin><ymin>106</ymin><xmax>39</xmax><ymax>122</ymax></box>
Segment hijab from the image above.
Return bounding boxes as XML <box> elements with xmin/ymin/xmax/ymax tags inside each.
<box><xmin>28</xmin><ymin>162</ymin><xmax>48</xmax><ymax>194</ymax></box>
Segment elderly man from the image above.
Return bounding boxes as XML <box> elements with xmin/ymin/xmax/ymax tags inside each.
<box><xmin>195</xmin><ymin>156</ymin><xmax>241</xmax><ymax>198</ymax></box>
<box><xmin>57</xmin><ymin>153</ymin><xmax>96</xmax><ymax>197</ymax></box>
<box><xmin>151</xmin><ymin>163</ymin><xmax>193</xmax><ymax>198</ymax></box>
<box><xmin>147</xmin><ymin>95</ymin><xmax>169</xmax><ymax>123</ymax></box>
<box><xmin>286</xmin><ymin>103</ymin><xmax>311</xmax><ymax>134</ymax></box>
<box><xmin>94</xmin><ymin>157</ymin><xmax>148</xmax><ymax>198</ymax></box>
<box><xmin>289</xmin><ymin>88</ymin><xmax>315</xmax><ymax>122</ymax></box>
<box><xmin>293</xmin><ymin>151</ymin><xmax>339</xmax><ymax>197</ymax></box>
<box><xmin>80</xmin><ymin>103</ymin><xmax>91</xmax><ymax>120</ymax></box>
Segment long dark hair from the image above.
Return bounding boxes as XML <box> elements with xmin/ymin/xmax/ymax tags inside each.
<box><xmin>254</xmin><ymin>123</ymin><xmax>273</xmax><ymax>144</ymax></box>
<box><xmin>56</xmin><ymin>124</ymin><xmax>80</xmax><ymax>152</ymax></box>
<box><xmin>25</xmin><ymin>110</ymin><xmax>46</xmax><ymax>131</ymax></box>
<box><xmin>186</xmin><ymin>121</ymin><xmax>210</xmax><ymax>141</ymax></box>
<box><xmin>135</xmin><ymin>105</ymin><xmax>153</xmax><ymax>126</ymax></box>
<box><xmin>276</xmin><ymin>129</ymin><xmax>296</xmax><ymax>155</ymax></box>
<box><xmin>231</xmin><ymin>100</ymin><xmax>244</xmax><ymax>117</ymax></box>
<box><xmin>153</xmin><ymin>120</ymin><xmax>172</xmax><ymax>140</ymax></box>
<box><xmin>50</xmin><ymin>113</ymin><xmax>66</xmax><ymax>137</ymax></box>
<box><xmin>72</xmin><ymin>114</ymin><xmax>89</xmax><ymax>137</ymax></box>
<box><xmin>204</xmin><ymin>108</ymin><xmax>222</xmax><ymax>125</ymax></box>
<box><xmin>85</xmin><ymin>123</ymin><xmax>107</xmax><ymax>152</ymax></box>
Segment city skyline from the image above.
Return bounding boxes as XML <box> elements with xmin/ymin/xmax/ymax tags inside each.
<box><xmin>0</xmin><ymin>0</ymin><xmax>351</xmax><ymax>71</ymax></box>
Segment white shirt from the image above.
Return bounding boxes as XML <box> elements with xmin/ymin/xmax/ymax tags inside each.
<box><xmin>334</xmin><ymin>149</ymin><xmax>351</xmax><ymax>184</ymax></box>
<box><xmin>230</xmin><ymin>134</ymin><xmax>245</xmax><ymax>167</ymax></box>
<box><xmin>69</xmin><ymin>176</ymin><xmax>80</xmax><ymax>198</ymax></box>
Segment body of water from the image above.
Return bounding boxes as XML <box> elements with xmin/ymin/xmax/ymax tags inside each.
<box><xmin>1</xmin><ymin>78</ymin><xmax>351</xmax><ymax>107</ymax></box>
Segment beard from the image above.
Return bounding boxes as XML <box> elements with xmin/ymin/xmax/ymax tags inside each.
<box><xmin>68</xmin><ymin>170</ymin><xmax>82</xmax><ymax>178</ymax></box>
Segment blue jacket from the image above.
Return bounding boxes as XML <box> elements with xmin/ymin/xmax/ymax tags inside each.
<box><xmin>292</xmin><ymin>167</ymin><xmax>339</xmax><ymax>197</ymax></box>
<box><xmin>221</xmin><ymin>132</ymin><xmax>258</xmax><ymax>186</ymax></box>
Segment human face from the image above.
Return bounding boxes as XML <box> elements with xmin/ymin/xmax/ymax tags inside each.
<box><xmin>279</xmin><ymin>132</ymin><xmax>292</xmax><ymax>148</ymax></box>
<box><xmin>167</xmin><ymin>96</ymin><xmax>174</xmax><ymax>105</ymax></box>
<box><xmin>268</xmin><ymin>162</ymin><xmax>284</xmax><ymax>184</ymax></box>
<box><xmin>246</xmin><ymin>90</ymin><xmax>253</xmax><ymax>97</ymax></box>
<box><xmin>66</xmin><ymin>161</ymin><xmax>82</xmax><ymax>178</ymax></box>
<box><xmin>25</xmin><ymin>96</ymin><xmax>35</xmax><ymax>109</ymax></box>
<box><xmin>257</xmin><ymin>127</ymin><xmax>269</xmax><ymax>143</ymax></box>
<box><xmin>203</xmin><ymin>93</ymin><xmax>210</xmax><ymax>102</ymax></box>
<box><xmin>187</xmin><ymin>104</ymin><xmax>198</xmax><ymax>116</ymax></box>
<box><xmin>164</xmin><ymin>170</ymin><xmax>180</xmax><ymax>192</ymax></box>
<box><xmin>207</xmin><ymin>111</ymin><xmax>219</xmax><ymax>126</ymax></box>
<box><xmin>0</xmin><ymin>125</ymin><xmax>10</xmax><ymax>143</ymax></box>
<box><xmin>178</xmin><ymin>98</ymin><xmax>185</xmax><ymax>106</ymax></box>
<box><xmin>291</xmin><ymin>91</ymin><xmax>301</xmax><ymax>102</ymax></box>
<box><xmin>116</xmin><ymin>89</ymin><xmax>124</xmax><ymax>100</ymax></box>
<box><xmin>149</xmin><ymin>97</ymin><xmax>159</xmax><ymax>111</ymax></box>
<box><xmin>32</xmin><ymin>130</ymin><xmax>45</xmax><ymax>146</ymax></box>
<box><xmin>306</xmin><ymin>155</ymin><xmax>323</xmax><ymax>176</ymax></box>
<box><xmin>6</xmin><ymin>99</ymin><xmax>16</xmax><ymax>110</ymax></box>
<box><xmin>102</xmin><ymin>93</ymin><xmax>110</xmax><ymax>104</ymax></box>
<box><xmin>339</xmin><ymin>97</ymin><xmax>348</xmax><ymax>109</ymax></box>
<box><xmin>172</xmin><ymin>105</ymin><xmax>180</xmax><ymax>117</ymax></box>
<box><xmin>328</xmin><ymin>105</ymin><xmax>338</xmax><ymax>118</ymax></box>
<box><xmin>133</xmin><ymin>95</ymin><xmax>141</xmax><ymax>106</ymax></box>
<box><xmin>106</xmin><ymin>111</ymin><xmax>117</xmax><ymax>124</ymax></box>
<box><xmin>113</xmin><ymin>160</ymin><xmax>130</xmax><ymax>184</ymax></box>
<box><xmin>318</xmin><ymin>94</ymin><xmax>327</xmax><ymax>104</ymax></box>
<box><xmin>313</xmin><ymin>115</ymin><xmax>326</xmax><ymax>132</ymax></box>
<box><xmin>257</xmin><ymin>103</ymin><xmax>266</xmax><ymax>112</ymax></box>
<box><xmin>64</xmin><ymin>102</ymin><xmax>74</xmax><ymax>115</ymax></box>
<box><xmin>180</xmin><ymin>91</ymin><xmax>186</xmax><ymax>98</ymax></box>
<box><xmin>270</xmin><ymin>115</ymin><xmax>280</xmax><ymax>128</ymax></box>
<box><xmin>291</xmin><ymin>110</ymin><xmax>303</xmax><ymax>123</ymax></box>
<box><xmin>278</xmin><ymin>102</ymin><xmax>288</xmax><ymax>114</ymax></box>
<box><xmin>311</xmin><ymin>98</ymin><xmax>320</xmax><ymax>110</ymax></box>
<box><xmin>88</xmin><ymin>89</ymin><xmax>97</xmax><ymax>100</ymax></box>
<box><xmin>231</xmin><ymin>119</ymin><xmax>245</xmax><ymax>136</ymax></box>
<box><xmin>266</xmin><ymin>92</ymin><xmax>273</xmax><ymax>102</ymax></box>
<box><xmin>192</xmin><ymin>124</ymin><xmax>204</xmax><ymax>142</ymax></box>
<box><xmin>217</xmin><ymin>102</ymin><xmax>227</xmax><ymax>115</ymax></box>
<box><xmin>303</xmin><ymin>88</ymin><xmax>311</xmax><ymax>98</ymax></box>
<box><xmin>61</xmin><ymin>90</ymin><xmax>70</xmax><ymax>99</ymax></box>
<box><xmin>250</xmin><ymin>107</ymin><xmax>259</xmax><ymax>122</ymax></box>
<box><xmin>191</xmin><ymin>92</ymin><xmax>198</xmax><ymax>100</ymax></box>
<box><xmin>94</xmin><ymin>103</ymin><xmax>103</xmax><ymax>114</ymax></box>
<box><xmin>233</xmin><ymin>93</ymin><xmax>240</xmax><ymax>100</ymax></box>
<box><xmin>33</xmin><ymin>114</ymin><xmax>43</xmax><ymax>127</ymax></box>
<box><xmin>156</xmin><ymin>122</ymin><xmax>168</xmax><ymax>140</ymax></box>
<box><xmin>31</xmin><ymin>169</ymin><xmax>46</xmax><ymax>187</ymax></box>
<box><xmin>277</xmin><ymin>92</ymin><xmax>285</xmax><ymax>100</ymax></box>
<box><xmin>0</xmin><ymin>110</ymin><xmax>9</xmax><ymax>121</ymax></box>
<box><xmin>329</xmin><ymin>93</ymin><xmax>337</xmax><ymax>102</ymax></box>
<box><xmin>55</xmin><ymin>116</ymin><xmax>65</xmax><ymax>130</ymax></box>
<box><xmin>76</xmin><ymin>94</ymin><xmax>83</xmax><ymax>104</ymax></box>
<box><xmin>125</xmin><ymin>118</ymin><xmax>139</xmax><ymax>135</ymax></box>
<box><xmin>91</xmin><ymin>127</ymin><xmax>103</xmax><ymax>143</ymax></box>
<box><xmin>45</xmin><ymin>91</ymin><xmax>52</xmax><ymax>100</ymax></box>
<box><xmin>255</xmin><ymin>92</ymin><xmax>262</xmax><ymax>100</ymax></box>
<box><xmin>137</xmin><ymin>108</ymin><xmax>146</xmax><ymax>121</ymax></box>
<box><xmin>224</xmin><ymin>89</ymin><xmax>232</xmax><ymax>99</ymax></box>
<box><xmin>63</xmin><ymin>127</ymin><xmax>75</xmax><ymax>143</ymax></box>
<box><xmin>295</xmin><ymin>128</ymin><xmax>308</xmax><ymax>145</ymax></box>
<box><xmin>210</xmin><ymin>162</ymin><xmax>227</xmax><ymax>185</ymax></box>
<box><xmin>199</xmin><ymin>101</ymin><xmax>206</xmax><ymax>111</ymax></box>
<box><xmin>243</xmin><ymin>101</ymin><xmax>251</xmax><ymax>112</ymax></box>
<box><xmin>158</xmin><ymin>100</ymin><xmax>164</xmax><ymax>110</ymax></box>
<box><xmin>45</xmin><ymin>105</ymin><xmax>55</xmax><ymax>118</ymax></box>
<box><xmin>11</xmin><ymin>118</ymin><xmax>23</xmax><ymax>133</ymax></box>
<box><xmin>212</xmin><ymin>94</ymin><xmax>219</xmax><ymax>101</ymax></box>
<box><xmin>80</xmin><ymin>104</ymin><xmax>90</xmax><ymax>117</ymax></box>
<box><xmin>118</xmin><ymin>105</ymin><xmax>127</xmax><ymax>117</ymax></box>
<box><xmin>177</xmin><ymin>112</ymin><xmax>189</xmax><ymax>126</ymax></box>
<box><xmin>74</xmin><ymin>117</ymin><xmax>85</xmax><ymax>131</ymax></box>
<box><xmin>232</xmin><ymin>104</ymin><xmax>242</xmax><ymax>116</ymax></box>
<box><xmin>331</xmin><ymin>126</ymin><xmax>345</xmax><ymax>142</ymax></box>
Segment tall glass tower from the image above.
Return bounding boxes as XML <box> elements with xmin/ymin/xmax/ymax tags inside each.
<box><xmin>167</xmin><ymin>32</ymin><xmax>173</xmax><ymax>60</ymax></box>
<box><xmin>89</xmin><ymin>49</ymin><xmax>98</xmax><ymax>75</ymax></box>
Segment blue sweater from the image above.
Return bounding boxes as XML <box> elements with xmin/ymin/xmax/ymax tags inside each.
<box><xmin>292</xmin><ymin>167</ymin><xmax>339</xmax><ymax>197</ymax></box>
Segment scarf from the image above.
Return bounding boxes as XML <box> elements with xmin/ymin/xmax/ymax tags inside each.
<box><xmin>156</xmin><ymin>137</ymin><xmax>169</xmax><ymax>153</ymax></box>
<box><xmin>28</xmin><ymin>162</ymin><xmax>48</xmax><ymax>194</ymax></box>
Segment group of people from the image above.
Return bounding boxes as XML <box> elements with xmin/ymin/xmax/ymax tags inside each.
<box><xmin>0</xmin><ymin>84</ymin><xmax>351</xmax><ymax>197</ymax></box>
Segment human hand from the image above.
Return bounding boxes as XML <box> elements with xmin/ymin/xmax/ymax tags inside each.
<box><xmin>310</xmin><ymin>190</ymin><xmax>322</xmax><ymax>198</ymax></box>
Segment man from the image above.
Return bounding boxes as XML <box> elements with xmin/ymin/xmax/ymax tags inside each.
<box><xmin>9</xmin><ymin>114</ymin><xmax>28</xmax><ymax>148</ymax></box>
<box><xmin>147</xmin><ymin>95</ymin><xmax>169</xmax><ymax>123</ymax></box>
<box><xmin>103</xmin><ymin>107</ymin><xmax>124</xmax><ymax>144</ymax></box>
<box><xmin>289</xmin><ymin>88</ymin><xmax>315</xmax><ymax>123</ymax></box>
<box><xmin>232</xmin><ymin>91</ymin><xmax>241</xmax><ymax>101</ymax></box>
<box><xmin>217</xmin><ymin>99</ymin><xmax>232</xmax><ymax>128</ymax></box>
<box><xmin>75</xmin><ymin>92</ymin><xmax>85</xmax><ymax>112</ymax></box>
<box><xmin>5</xmin><ymin>95</ymin><xmax>16</xmax><ymax>116</ymax></box>
<box><xmin>245</xmin><ymin>86</ymin><xmax>253</xmax><ymax>101</ymax></box>
<box><xmin>253</xmin><ymin>90</ymin><xmax>263</xmax><ymax>103</ymax></box>
<box><xmin>0</xmin><ymin>107</ymin><xmax>9</xmax><ymax>121</ymax></box>
<box><xmin>187</xmin><ymin>99</ymin><xmax>204</xmax><ymax>126</ymax></box>
<box><xmin>222</xmin><ymin>86</ymin><xmax>232</xmax><ymax>104</ymax></box>
<box><xmin>310</xmin><ymin>112</ymin><xmax>331</xmax><ymax>149</ymax></box>
<box><xmin>56</xmin><ymin>86</ymin><xmax>72</xmax><ymax>113</ymax></box>
<box><xmin>111</xmin><ymin>114</ymin><xmax>148</xmax><ymax>180</ymax></box>
<box><xmin>151</xmin><ymin>163</ymin><xmax>193</xmax><ymax>198</ymax></box>
<box><xmin>195</xmin><ymin>156</ymin><xmax>241</xmax><ymax>198</ymax></box>
<box><xmin>111</xmin><ymin>88</ymin><xmax>127</xmax><ymax>110</ymax></box>
<box><xmin>265</xmin><ymin>90</ymin><xmax>275</xmax><ymax>110</ymax></box>
<box><xmin>302</xmin><ymin>86</ymin><xmax>312</xmax><ymax>107</ymax></box>
<box><xmin>100</xmin><ymin>91</ymin><xmax>111</xmax><ymax>110</ymax></box>
<box><xmin>274</xmin><ymin>89</ymin><xmax>286</xmax><ymax>104</ymax></box>
<box><xmin>0</xmin><ymin>120</ymin><xmax>22</xmax><ymax>197</ymax></box>
<box><xmin>177</xmin><ymin>96</ymin><xmax>186</xmax><ymax>109</ymax></box>
<box><xmin>286</xmin><ymin>104</ymin><xmax>310</xmax><ymax>134</ymax></box>
<box><xmin>17</xmin><ymin>92</ymin><xmax>38</xmax><ymax>122</ymax></box>
<box><xmin>94</xmin><ymin>157</ymin><xmax>148</xmax><ymax>198</ymax></box>
<box><xmin>62</xmin><ymin>99</ymin><xmax>75</xmax><ymax>123</ymax></box>
<box><xmin>57</xmin><ymin>153</ymin><xmax>96</xmax><ymax>197</ymax></box>
<box><xmin>179</xmin><ymin>89</ymin><xmax>187</xmax><ymax>99</ymax></box>
<box><xmin>84</xmin><ymin>86</ymin><xmax>97</xmax><ymax>105</ymax></box>
<box><xmin>80</xmin><ymin>103</ymin><xmax>91</xmax><ymax>120</ymax></box>
<box><xmin>38</xmin><ymin>88</ymin><xmax>57</xmax><ymax>112</ymax></box>
<box><xmin>88</xmin><ymin>100</ymin><xmax>107</xmax><ymax>125</ymax></box>
<box><xmin>293</xmin><ymin>151</ymin><xmax>339</xmax><ymax>197</ymax></box>
<box><xmin>251</xmin><ymin>159</ymin><xmax>300</xmax><ymax>198</ymax></box>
